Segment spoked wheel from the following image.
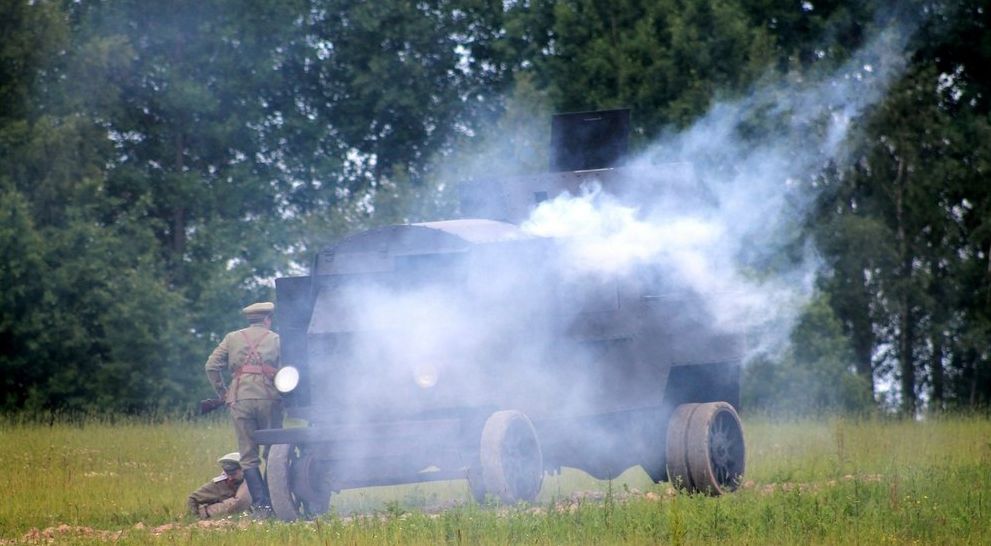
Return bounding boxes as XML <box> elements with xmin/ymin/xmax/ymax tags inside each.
<box><xmin>268</xmin><ymin>443</ymin><xmax>334</xmax><ymax>521</ymax></box>
<box><xmin>665</xmin><ymin>402</ymin><xmax>745</xmax><ymax>495</ymax></box>
<box><xmin>473</xmin><ymin>410</ymin><xmax>544</xmax><ymax>504</ymax></box>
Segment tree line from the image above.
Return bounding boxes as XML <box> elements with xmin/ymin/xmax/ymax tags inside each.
<box><xmin>1</xmin><ymin>0</ymin><xmax>987</xmax><ymax>415</ymax></box>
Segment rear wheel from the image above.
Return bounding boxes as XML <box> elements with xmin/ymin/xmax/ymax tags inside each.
<box><xmin>665</xmin><ymin>402</ymin><xmax>745</xmax><ymax>494</ymax></box>
<box><xmin>473</xmin><ymin>410</ymin><xmax>544</xmax><ymax>504</ymax></box>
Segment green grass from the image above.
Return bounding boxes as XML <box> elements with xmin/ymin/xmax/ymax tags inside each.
<box><xmin>0</xmin><ymin>414</ymin><xmax>988</xmax><ymax>544</ymax></box>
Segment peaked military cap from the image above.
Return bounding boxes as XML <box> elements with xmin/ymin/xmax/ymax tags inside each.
<box><xmin>241</xmin><ymin>302</ymin><xmax>275</xmax><ymax>319</ymax></box>
<box><xmin>217</xmin><ymin>452</ymin><xmax>242</xmax><ymax>472</ymax></box>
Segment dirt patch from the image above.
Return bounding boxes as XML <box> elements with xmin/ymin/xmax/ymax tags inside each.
<box><xmin>1</xmin><ymin>474</ymin><xmax>885</xmax><ymax>543</ymax></box>
<box><xmin>1</xmin><ymin>524</ymin><xmax>124</xmax><ymax>544</ymax></box>
<box><xmin>0</xmin><ymin>518</ymin><xmax>266</xmax><ymax>544</ymax></box>
<box><xmin>740</xmin><ymin>473</ymin><xmax>884</xmax><ymax>496</ymax></box>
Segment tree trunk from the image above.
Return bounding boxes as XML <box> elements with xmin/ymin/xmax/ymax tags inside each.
<box><xmin>930</xmin><ymin>334</ymin><xmax>944</xmax><ymax>411</ymax></box>
<box><xmin>898</xmin><ymin>297</ymin><xmax>916</xmax><ymax>415</ymax></box>
<box><xmin>170</xmin><ymin>37</ymin><xmax>187</xmax><ymax>272</ymax></box>
<box><xmin>894</xmin><ymin>158</ymin><xmax>916</xmax><ymax>416</ymax></box>
<box><xmin>986</xmin><ymin>241</ymin><xmax>991</xmax><ymax>309</ymax></box>
<box><xmin>969</xmin><ymin>352</ymin><xmax>978</xmax><ymax>407</ymax></box>
<box><xmin>927</xmin><ymin>254</ymin><xmax>948</xmax><ymax>412</ymax></box>
<box><xmin>172</xmin><ymin>131</ymin><xmax>187</xmax><ymax>264</ymax></box>
<box><xmin>851</xmin><ymin>266</ymin><xmax>875</xmax><ymax>398</ymax></box>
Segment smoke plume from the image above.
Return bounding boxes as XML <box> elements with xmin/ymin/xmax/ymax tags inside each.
<box><xmin>298</xmin><ymin>17</ymin><xmax>917</xmax><ymax>498</ymax></box>
<box><xmin>517</xmin><ymin>21</ymin><xmax>913</xmax><ymax>354</ymax></box>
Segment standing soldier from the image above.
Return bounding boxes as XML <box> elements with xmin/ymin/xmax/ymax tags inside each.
<box><xmin>205</xmin><ymin>301</ymin><xmax>281</xmax><ymax>516</ymax></box>
<box><xmin>187</xmin><ymin>452</ymin><xmax>252</xmax><ymax>519</ymax></box>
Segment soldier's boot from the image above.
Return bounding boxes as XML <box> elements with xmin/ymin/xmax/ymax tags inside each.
<box><xmin>243</xmin><ymin>467</ymin><xmax>274</xmax><ymax>519</ymax></box>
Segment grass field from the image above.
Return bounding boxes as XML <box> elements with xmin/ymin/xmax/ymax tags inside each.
<box><xmin>0</xmin><ymin>414</ymin><xmax>988</xmax><ymax>544</ymax></box>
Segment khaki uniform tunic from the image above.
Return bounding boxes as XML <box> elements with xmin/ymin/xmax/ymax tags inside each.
<box><xmin>204</xmin><ymin>323</ymin><xmax>283</xmax><ymax>468</ymax></box>
<box><xmin>187</xmin><ymin>475</ymin><xmax>251</xmax><ymax>519</ymax></box>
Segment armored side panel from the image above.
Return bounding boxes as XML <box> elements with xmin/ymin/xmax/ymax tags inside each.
<box><xmin>275</xmin><ymin>276</ymin><xmax>314</xmax><ymax>407</ymax></box>
<box><xmin>550</xmin><ymin>108</ymin><xmax>630</xmax><ymax>172</ymax></box>
<box><xmin>295</xmin><ymin>221</ymin><xmax>553</xmax><ymax>423</ymax></box>
<box><xmin>288</xmin><ymin>217</ymin><xmax>744</xmax><ymax>421</ymax></box>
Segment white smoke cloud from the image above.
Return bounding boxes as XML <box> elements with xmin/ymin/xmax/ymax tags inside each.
<box><xmin>522</xmin><ymin>184</ymin><xmax>723</xmax><ymax>279</ymax></box>
<box><xmin>518</xmin><ymin>177</ymin><xmax>817</xmax><ymax>352</ymax></box>
<box><xmin>309</xmin><ymin>21</ymin><xmax>914</xmax><ymax>413</ymax></box>
<box><xmin>515</xmin><ymin>21</ymin><xmax>912</xmax><ymax>355</ymax></box>
<box><xmin>291</xmin><ymin>17</ymin><xmax>918</xmax><ymax>504</ymax></box>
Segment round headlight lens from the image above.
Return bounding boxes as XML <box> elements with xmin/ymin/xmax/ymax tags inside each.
<box><xmin>274</xmin><ymin>366</ymin><xmax>300</xmax><ymax>394</ymax></box>
<box><xmin>413</xmin><ymin>363</ymin><xmax>438</xmax><ymax>389</ymax></box>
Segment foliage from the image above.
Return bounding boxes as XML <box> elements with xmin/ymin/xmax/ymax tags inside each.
<box><xmin>0</xmin><ymin>0</ymin><xmax>989</xmax><ymax>414</ymax></box>
<box><xmin>743</xmin><ymin>294</ymin><xmax>874</xmax><ymax>415</ymax></box>
<box><xmin>811</xmin><ymin>1</ymin><xmax>991</xmax><ymax>411</ymax></box>
<box><xmin>0</xmin><ymin>0</ymin><xmax>511</xmax><ymax>412</ymax></box>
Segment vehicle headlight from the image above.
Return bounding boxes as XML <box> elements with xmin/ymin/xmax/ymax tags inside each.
<box><xmin>413</xmin><ymin>363</ymin><xmax>438</xmax><ymax>389</ymax></box>
<box><xmin>274</xmin><ymin>366</ymin><xmax>300</xmax><ymax>394</ymax></box>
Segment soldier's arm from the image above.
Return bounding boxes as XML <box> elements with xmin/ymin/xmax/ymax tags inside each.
<box><xmin>187</xmin><ymin>483</ymin><xmax>214</xmax><ymax>517</ymax></box>
<box><xmin>216</xmin><ymin>481</ymin><xmax>252</xmax><ymax>515</ymax></box>
<box><xmin>186</xmin><ymin>495</ymin><xmax>200</xmax><ymax>517</ymax></box>
<box><xmin>204</xmin><ymin>335</ymin><xmax>231</xmax><ymax>399</ymax></box>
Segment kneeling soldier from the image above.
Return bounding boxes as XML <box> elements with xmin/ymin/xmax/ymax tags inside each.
<box><xmin>187</xmin><ymin>452</ymin><xmax>252</xmax><ymax>519</ymax></box>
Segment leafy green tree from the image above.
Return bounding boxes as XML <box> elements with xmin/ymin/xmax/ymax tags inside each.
<box><xmin>0</xmin><ymin>0</ymin><xmax>66</xmax><ymax>123</ymax></box>
<box><xmin>1</xmin><ymin>0</ymin><xmax>521</xmax><ymax>413</ymax></box>
<box><xmin>743</xmin><ymin>293</ymin><xmax>873</xmax><ymax>415</ymax></box>
<box><xmin>2</xmin><ymin>0</ymin><xmax>989</xmax><ymax>416</ymax></box>
<box><xmin>919</xmin><ymin>0</ymin><xmax>991</xmax><ymax>408</ymax></box>
<box><xmin>0</xmin><ymin>188</ymin><xmax>50</xmax><ymax>410</ymax></box>
<box><xmin>501</xmin><ymin>0</ymin><xmax>776</xmax><ymax>136</ymax></box>
<box><xmin>810</xmin><ymin>1</ymin><xmax>991</xmax><ymax>412</ymax></box>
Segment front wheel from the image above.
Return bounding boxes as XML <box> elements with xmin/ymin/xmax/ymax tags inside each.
<box><xmin>268</xmin><ymin>443</ymin><xmax>333</xmax><ymax>521</ymax></box>
<box><xmin>665</xmin><ymin>402</ymin><xmax>745</xmax><ymax>495</ymax></box>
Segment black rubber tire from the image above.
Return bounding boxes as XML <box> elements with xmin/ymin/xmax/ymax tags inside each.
<box><xmin>479</xmin><ymin>410</ymin><xmax>544</xmax><ymax>504</ymax></box>
<box><xmin>665</xmin><ymin>403</ymin><xmax>699</xmax><ymax>490</ymax></box>
<box><xmin>268</xmin><ymin>443</ymin><xmax>334</xmax><ymax>521</ymax></box>
<box><xmin>466</xmin><ymin>465</ymin><xmax>488</xmax><ymax>504</ymax></box>
<box><xmin>268</xmin><ymin>443</ymin><xmax>301</xmax><ymax>521</ymax></box>
<box><xmin>665</xmin><ymin>402</ymin><xmax>745</xmax><ymax>495</ymax></box>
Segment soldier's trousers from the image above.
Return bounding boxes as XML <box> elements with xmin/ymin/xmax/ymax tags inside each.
<box><xmin>229</xmin><ymin>398</ymin><xmax>282</xmax><ymax>469</ymax></box>
<box><xmin>198</xmin><ymin>482</ymin><xmax>252</xmax><ymax>519</ymax></box>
